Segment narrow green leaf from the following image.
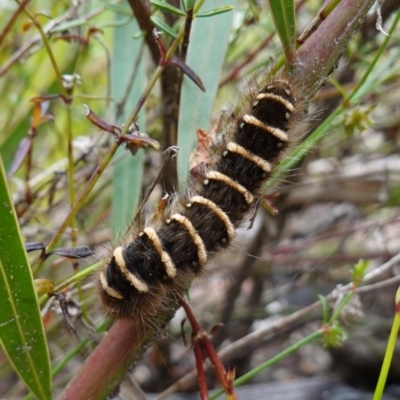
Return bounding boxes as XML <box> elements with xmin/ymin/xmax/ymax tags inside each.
<box><xmin>111</xmin><ymin>16</ymin><xmax>146</xmax><ymax>236</ymax></box>
<box><xmin>99</xmin><ymin>17</ymin><xmax>132</xmax><ymax>29</ymax></box>
<box><xmin>318</xmin><ymin>295</ymin><xmax>329</xmax><ymax>324</ymax></box>
<box><xmin>103</xmin><ymin>3</ymin><xmax>134</xmax><ymax>17</ymax></box>
<box><xmin>150</xmin><ymin>16</ymin><xmax>178</xmax><ymax>38</ymax></box>
<box><xmin>196</xmin><ymin>5</ymin><xmax>234</xmax><ymax>18</ymax></box>
<box><xmin>268</xmin><ymin>0</ymin><xmax>296</xmax><ymax>50</ymax></box>
<box><xmin>0</xmin><ymin>156</ymin><xmax>51</xmax><ymax>400</ymax></box>
<box><xmin>177</xmin><ymin>0</ymin><xmax>237</xmax><ymax>183</ymax></box>
<box><xmin>183</xmin><ymin>0</ymin><xmax>196</xmax><ymax>11</ymax></box>
<box><xmin>50</xmin><ymin>18</ymin><xmax>88</xmax><ymax>33</ymax></box>
<box><xmin>351</xmin><ymin>259</ymin><xmax>369</xmax><ymax>286</ymax></box>
<box><xmin>150</xmin><ymin>0</ymin><xmax>186</xmax><ymax>16</ymax></box>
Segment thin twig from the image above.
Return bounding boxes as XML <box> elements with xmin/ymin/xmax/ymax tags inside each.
<box><xmin>0</xmin><ymin>0</ymin><xmax>31</xmax><ymax>46</ymax></box>
<box><xmin>127</xmin><ymin>0</ymin><xmax>160</xmax><ymax>64</ymax></box>
<box><xmin>123</xmin><ymin>146</ymin><xmax>179</xmax><ymax>235</ymax></box>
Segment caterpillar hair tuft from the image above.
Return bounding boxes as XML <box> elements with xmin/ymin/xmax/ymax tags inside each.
<box><xmin>98</xmin><ymin>73</ymin><xmax>308</xmax><ymax>323</ymax></box>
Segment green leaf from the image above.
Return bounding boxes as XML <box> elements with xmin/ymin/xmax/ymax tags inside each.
<box><xmin>50</xmin><ymin>18</ymin><xmax>89</xmax><ymax>33</ymax></box>
<box><xmin>150</xmin><ymin>16</ymin><xmax>178</xmax><ymax>38</ymax></box>
<box><xmin>103</xmin><ymin>3</ymin><xmax>134</xmax><ymax>17</ymax></box>
<box><xmin>183</xmin><ymin>0</ymin><xmax>196</xmax><ymax>12</ymax></box>
<box><xmin>0</xmin><ymin>156</ymin><xmax>51</xmax><ymax>400</ymax></box>
<box><xmin>177</xmin><ymin>0</ymin><xmax>237</xmax><ymax>183</ymax></box>
<box><xmin>268</xmin><ymin>0</ymin><xmax>296</xmax><ymax>51</ymax></box>
<box><xmin>318</xmin><ymin>295</ymin><xmax>329</xmax><ymax>325</ymax></box>
<box><xmin>196</xmin><ymin>5</ymin><xmax>234</xmax><ymax>18</ymax></box>
<box><xmin>150</xmin><ymin>0</ymin><xmax>186</xmax><ymax>16</ymax></box>
<box><xmin>111</xmin><ymin>15</ymin><xmax>146</xmax><ymax>236</ymax></box>
<box><xmin>351</xmin><ymin>259</ymin><xmax>370</xmax><ymax>287</ymax></box>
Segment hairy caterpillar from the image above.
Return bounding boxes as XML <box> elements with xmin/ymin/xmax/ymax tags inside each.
<box><xmin>98</xmin><ymin>74</ymin><xmax>307</xmax><ymax>322</ymax></box>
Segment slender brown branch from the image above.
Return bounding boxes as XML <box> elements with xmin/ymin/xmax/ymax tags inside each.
<box><xmin>124</xmin><ymin>146</ymin><xmax>178</xmax><ymax>234</ymax></box>
<box><xmin>127</xmin><ymin>0</ymin><xmax>160</xmax><ymax>64</ymax></box>
<box><xmin>180</xmin><ymin>7</ymin><xmax>194</xmax><ymax>61</ymax></box>
<box><xmin>0</xmin><ymin>0</ymin><xmax>31</xmax><ymax>46</ymax></box>
<box><xmin>219</xmin><ymin>33</ymin><xmax>274</xmax><ymax>88</ymax></box>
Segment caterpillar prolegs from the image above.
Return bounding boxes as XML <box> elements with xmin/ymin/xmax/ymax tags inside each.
<box><xmin>98</xmin><ymin>75</ymin><xmax>306</xmax><ymax>321</ymax></box>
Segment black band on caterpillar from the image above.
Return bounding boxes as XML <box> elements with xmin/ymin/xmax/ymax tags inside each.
<box><xmin>225</xmin><ymin>142</ymin><xmax>272</xmax><ymax>176</ymax></box>
<box><xmin>113</xmin><ymin>246</ymin><xmax>149</xmax><ymax>293</ymax></box>
<box><xmin>166</xmin><ymin>213</ymin><xmax>208</xmax><ymax>266</ymax></box>
<box><xmin>99</xmin><ymin>271</ymin><xmax>124</xmax><ymax>300</ymax></box>
<box><xmin>98</xmin><ymin>75</ymin><xmax>306</xmax><ymax>320</ymax></box>
<box><xmin>139</xmin><ymin>227</ymin><xmax>177</xmax><ymax>279</ymax></box>
<box><xmin>186</xmin><ymin>196</ymin><xmax>235</xmax><ymax>240</ymax></box>
<box><xmin>203</xmin><ymin>171</ymin><xmax>254</xmax><ymax>205</ymax></box>
<box><xmin>242</xmin><ymin>114</ymin><xmax>289</xmax><ymax>142</ymax></box>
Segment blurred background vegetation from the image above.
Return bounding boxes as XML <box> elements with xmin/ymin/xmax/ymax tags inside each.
<box><xmin>1</xmin><ymin>0</ymin><xmax>400</xmax><ymax>399</ymax></box>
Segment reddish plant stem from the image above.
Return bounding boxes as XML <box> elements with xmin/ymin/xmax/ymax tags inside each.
<box><xmin>202</xmin><ymin>338</ymin><xmax>230</xmax><ymax>395</ymax></box>
<box><xmin>153</xmin><ymin>29</ymin><xmax>168</xmax><ymax>66</ymax></box>
<box><xmin>58</xmin><ymin>320</ymin><xmax>151</xmax><ymax>400</ymax></box>
<box><xmin>294</xmin><ymin>0</ymin><xmax>376</xmax><ymax>96</ymax></box>
<box><xmin>177</xmin><ymin>292</ymin><xmax>238</xmax><ymax>400</ymax></box>
<box><xmin>194</xmin><ymin>342</ymin><xmax>209</xmax><ymax>400</ymax></box>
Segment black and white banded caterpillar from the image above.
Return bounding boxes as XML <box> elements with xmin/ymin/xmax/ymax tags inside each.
<box><xmin>98</xmin><ymin>74</ymin><xmax>307</xmax><ymax>322</ymax></box>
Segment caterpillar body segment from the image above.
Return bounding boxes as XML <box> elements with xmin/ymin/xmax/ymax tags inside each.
<box><xmin>98</xmin><ymin>75</ymin><xmax>307</xmax><ymax>321</ymax></box>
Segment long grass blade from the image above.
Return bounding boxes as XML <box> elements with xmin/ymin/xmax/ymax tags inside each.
<box><xmin>111</xmin><ymin>16</ymin><xmax>146</xmax><ymax>236</ymax></box>
<box><xmin>177</xmin><ymin>0</ymin><xmax>236</xmax><ymax>183</ymax></box>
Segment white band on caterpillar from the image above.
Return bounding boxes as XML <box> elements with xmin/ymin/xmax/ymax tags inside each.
<box><xmin>256</xmin><ymin>93</ymin><xmax>294</xmax><ymax>112</ymax></box>
<box><xmin>142</xmin><ymin>227</ymin><xmax>177</xmax><ymax>279</ymax></box>
<box><xmin>188</xmin><ymin>196</ymin><xmax>235</xmax><ymax>240</ymax></box>
<box><xmin>243</xmin><ymin>114</ymin><xmax>288</xmax><ymax>142</ymax></box>
<box><xmin>168</xmin><ymin>214</ymin><xmax>208</xmax><ymax>265</ymax></box>
<box><xmin>99</xmin><ymin>271</ymin><xmax>124</xmax><ymax>300</ymax></box>
<box><xmin>204</xmin><ymin>170</ymin><xmax>253</xmax><ymax>205</ymax></box>
<box><xmin>113</xmin><ymin>246</ymin><xmax>149</xmax><ymax>293</ymax></box>
<box><xmin>226</xmin><ymin>142</ymin><xmax>271</xmax><ymax>174</ymax></box>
